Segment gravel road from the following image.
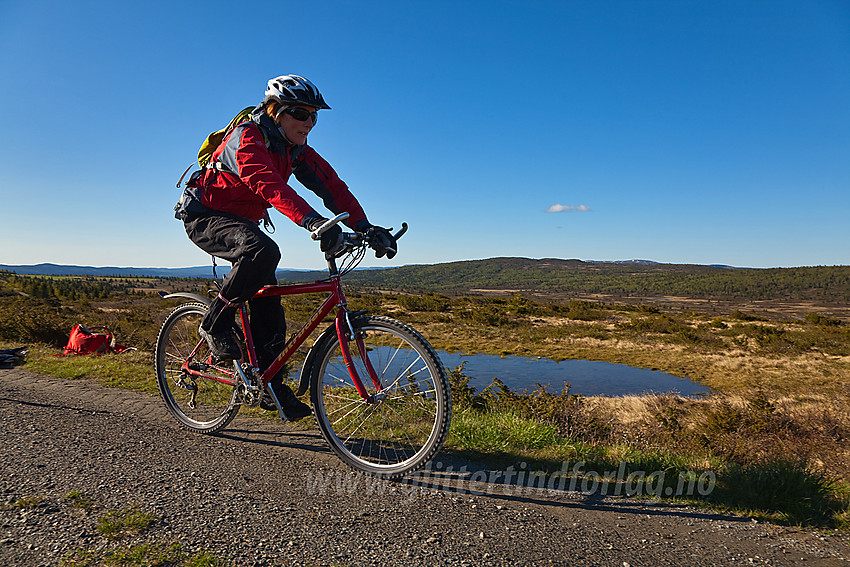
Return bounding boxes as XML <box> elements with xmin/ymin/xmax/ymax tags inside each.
<box><xmin>1</xmin><ymin>366</ymin><xmax>848</xmax><ymax>566</ymax></box>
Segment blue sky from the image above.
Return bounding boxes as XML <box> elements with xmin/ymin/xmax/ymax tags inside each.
<box><xmin>1</xmin><ymin>0</ymin><xmax>847</xmax><ymax>270</ymax></box>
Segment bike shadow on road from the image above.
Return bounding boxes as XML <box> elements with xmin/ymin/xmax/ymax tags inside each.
<box><xmin>216</xmin><ymin>420</ymin><xmax>334</xmax><ymax>456</ymax></box>
<box><xmin>0</xmin><ymin>396</ymin><xmax>114</xmax><ymax>416</ymax></box>
<box><xmin>393</xmin><ymin>457</ymin><xmax>751</xmax><ymax>525</ymax></box>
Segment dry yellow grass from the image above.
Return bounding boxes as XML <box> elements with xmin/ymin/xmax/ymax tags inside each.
<box><xmin>574</xmin><ymin>390</ymin><xmax>850</xmax><ymax>481</ymax></box>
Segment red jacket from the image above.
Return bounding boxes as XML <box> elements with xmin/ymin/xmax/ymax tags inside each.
<box><xmin>200</xmin><ymin>108</ymin><xmax>367</xmax><ymax>228</ymax></box>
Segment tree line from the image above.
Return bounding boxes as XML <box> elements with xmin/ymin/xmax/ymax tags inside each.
<box><xmin>343</xmin><ymin>259</ymin><xmax>850</xmax><ymax>303</ymax></box>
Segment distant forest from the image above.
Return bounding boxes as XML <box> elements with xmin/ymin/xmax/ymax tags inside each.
<box><xmin>335</xmin><ymin>258</ymin><xmax>850</xmax><ymax>303</ymax></box>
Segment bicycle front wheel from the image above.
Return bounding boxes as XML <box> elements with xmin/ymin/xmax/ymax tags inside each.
<box><xmin>154</xmin><ymin>302</ymin><xmax>240</xmax><ymax>434</ymax></box>
<box><xmin>310</xmin><ymin>315</ymin><xmax>451</xmax><ymax>479</ymax></box>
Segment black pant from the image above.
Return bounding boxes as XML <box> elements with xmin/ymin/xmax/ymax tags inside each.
<box><xmin>184</xmin><ymin>212</ymin><xmax>286</xmax><ymax>371</ymax></box>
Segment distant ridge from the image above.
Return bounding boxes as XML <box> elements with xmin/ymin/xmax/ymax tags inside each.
<box><xmin>593</xmin><ymin>259</ymin><xmax>742</xmax><ymax>269</ymax></box>
<box><xmin>0</xmin><ymin>263</ymin><xmax>213</xmax><ymax>278</ymax></box>
<box><xmin>0</xmin><ymin>263</ymin><xmax>315</xmax><ymax>279</ymax></box>
<box><xmin>2</xmin><ymin>259</ymin><xmax>683</xmax><ymax>278</ymax></box>
<box><xmin>591</xmin><ymin>259</ymin><xmax>661</xmax><ymax>265</ymax></box>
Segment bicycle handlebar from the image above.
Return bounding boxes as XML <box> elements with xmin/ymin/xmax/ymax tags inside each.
<box><xmin>309</xmin><ymin>212</ymin><xmax>408</xmax><ymax>273</ymax></box>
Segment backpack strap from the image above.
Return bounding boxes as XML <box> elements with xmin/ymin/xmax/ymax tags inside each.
<box><xmin>262</xmin><ymin>210</ymin><xmax>275</xmax><ymax>233</ymax></box>
<box><xmin>206</xmin><ymin>120</ymin><xmax>271</xmax><ymax>175</ymax></box>
<box><xmin>176</xmin><ymin>162</ymin><xmax>195</xmax><ymax>188</ymax></box>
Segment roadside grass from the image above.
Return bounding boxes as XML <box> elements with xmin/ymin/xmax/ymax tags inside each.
<box><xmin>16</xmin><ymin>344</ymin><xmax>159</xmax><ymax>395</ymax></box>
<box><xmin>714</xmin><ymin>461</ymin><xmax>850</xmax><ymax>528</ymax></box>
<box><xmin>1</xmin><ymin>342</ymin><xmax>306</xmax><ymax>426</ymax></box>
<box><xmin>96</xmin><ymin>505</ymin><xmax>156</xmax><ymax>539</ymax></box>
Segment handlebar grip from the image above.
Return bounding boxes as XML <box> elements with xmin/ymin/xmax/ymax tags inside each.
<box><xmin>311</xmin><ymin>212</ymin><xmax>350</xmax><ymax>240</ymax></box>
<box><xmin>393</xmin><ymin>223</ymin><xmax>408</xmax><ymax>240</ymax></box>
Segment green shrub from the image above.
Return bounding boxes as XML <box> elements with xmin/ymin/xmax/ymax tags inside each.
<box><xmin>804</xmin><ymin>312</ymin><xmax>843</xmax><ymax>327</ymax></box>
<box><xmin>714</xmin><ymin>459</ymin><xmax>844</xmax><ymax>525</ymax></box>
<box><xmin>0</xmin><ymin>297</ymin><xmax>71</xmax><ymax>346</ymax></box>
<box><xmin>730</xmin><ymin>309</ymin><xmax>766</xmax><ymax>322</ymax></box>
<box><xmin>395</xmin><ymin>292</ymin><xmax>450</xmax><ymax>312</ymax></box>
<box><xmin>564</xmin><ymin>300</ymin><xmax>607</xmax><ymax>321</ymax></box>
<box><xmin>618</xmin><ymin>314</ymin><xmax>687</xmax><ymax>335</ymax></box>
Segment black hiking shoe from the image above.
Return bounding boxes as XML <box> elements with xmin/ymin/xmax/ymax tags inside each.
<box><xmin>259</xmin><ymin>392</ymin><xmax>277</xmax><ymax>412</ymax></box>
<box><xmin>264</xmin><ymin>380</ymin><xmax>312</xmax><ymax>421</ymax></box>
<box><xmin>198</xmin><ymin>325</ymin><xmax>242</xmax><ymax>360</ymax></box>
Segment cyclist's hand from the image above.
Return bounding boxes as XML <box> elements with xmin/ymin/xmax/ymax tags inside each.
<box><xmin>304</xmin><ymin>215</ymin><xmax>344</xmax><ymax>254</ymax></box>
<box><xmin>363</xmin><ymin>224</ymin><xmax>397</xmax><ymax>259</ymax></box>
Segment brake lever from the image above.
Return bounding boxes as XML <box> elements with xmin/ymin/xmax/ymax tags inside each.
<box><xmin>359</xmin><ymin>222</ymin><xmax>407</xmax><ymax>252</ymax></box>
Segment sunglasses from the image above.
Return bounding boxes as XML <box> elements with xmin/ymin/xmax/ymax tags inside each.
<box><xmin>280</xmin><ymin>107</ymin><xmax>318</xmax><ymax>123</ymax></box>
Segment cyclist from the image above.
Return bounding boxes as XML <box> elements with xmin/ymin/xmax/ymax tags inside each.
<box><xmin>177</xmin><ymin>74</ymin><xmax>397</xmax><ymax>420</ymax></box>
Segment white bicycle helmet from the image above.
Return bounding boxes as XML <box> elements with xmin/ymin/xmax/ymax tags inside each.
<box><xmin>264</xmin><ymin>75</ymin><xmax>331</xmax><ymax>109</ymax></box>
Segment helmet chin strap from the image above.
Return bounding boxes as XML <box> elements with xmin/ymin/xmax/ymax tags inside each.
<box><xmin>277</xmin><ymin>124</ymin><xmax>292</xmax><ymax>145</ymax></box>
<box><xmin>272</xmin><ymin>104</ymin><xmax>307</xmax><ymax>146</ymax></box>
<box><xmin>273</xmin><ymin>105</ymin><xmax>294</xmax><ymax>144</ymax></box>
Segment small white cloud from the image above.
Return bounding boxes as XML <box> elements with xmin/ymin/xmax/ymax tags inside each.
<box><xmin>545</xmin><ymin>204</ymin><xmax>590</xmax><ymax>213</ymax></box>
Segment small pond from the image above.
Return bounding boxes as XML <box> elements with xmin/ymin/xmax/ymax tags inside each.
<box><xmin>436</xmin><ymin>351</ymin><xmax>710</xmax><ymax>397</ymax></box>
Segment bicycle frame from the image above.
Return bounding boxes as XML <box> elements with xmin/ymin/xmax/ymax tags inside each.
<box><xmin>176</xmin><ymin>260</ymin><xmax>381</xmax><ymax>415</ymax></box>
<box><xmin>247</xmin><ymin>274</ymin><xmax>381</xmax><ymax>400</ymax></box>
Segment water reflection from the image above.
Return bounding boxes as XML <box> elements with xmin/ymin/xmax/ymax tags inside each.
<box><xmin>436</xmin><ymin>351</ymin><xmax>709</xmax><ymax>397</ymax></box>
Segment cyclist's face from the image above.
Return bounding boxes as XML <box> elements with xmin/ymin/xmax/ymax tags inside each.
<box><xmin>276</xmin><ymin>105</ymin><xmax>317</xmax><ymax>146</ymax></box>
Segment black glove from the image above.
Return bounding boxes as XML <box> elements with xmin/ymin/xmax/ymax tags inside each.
<box><xmin>303</xmin><ymin>214</ymin><xmax>344</xmax><ymax>254</ymax></box>
<box><xmin>363</xmin><ymin>224</ymin><xmax>397</xmax><ymax>259</ymax></box>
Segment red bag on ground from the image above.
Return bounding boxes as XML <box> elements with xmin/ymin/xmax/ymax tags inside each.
<box><xmin>60</xmin><ymin>325</ymin><xmax>130</xmax><ymax>355</ymax></box>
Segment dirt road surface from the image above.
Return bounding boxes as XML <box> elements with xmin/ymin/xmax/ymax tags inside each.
<box><xmin>1</xmin><ymin>367</ymin><xmax>848</xmax><ymax>566</ymax></box>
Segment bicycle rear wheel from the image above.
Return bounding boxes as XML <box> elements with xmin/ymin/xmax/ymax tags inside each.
<box><xmin>154</xmin><ymin>302</ymin><xmax>240</xmax><ymax>434</ymax></box>
<box><xmin>310</xmin><ymin>315</ymin><xmax>451</xmax><ymax>479</ymax></box>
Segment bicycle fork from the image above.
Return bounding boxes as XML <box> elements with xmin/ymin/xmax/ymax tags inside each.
<box><xmin>335</xmin><ymin>314</ymin><xmax>383</xmax><ymax>403</ymax></box>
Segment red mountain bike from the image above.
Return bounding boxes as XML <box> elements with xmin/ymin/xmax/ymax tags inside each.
<box><xmin>154</xmin><ymin>214</ymin><xmax>451</xmax><ymax>479</ymax></box>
